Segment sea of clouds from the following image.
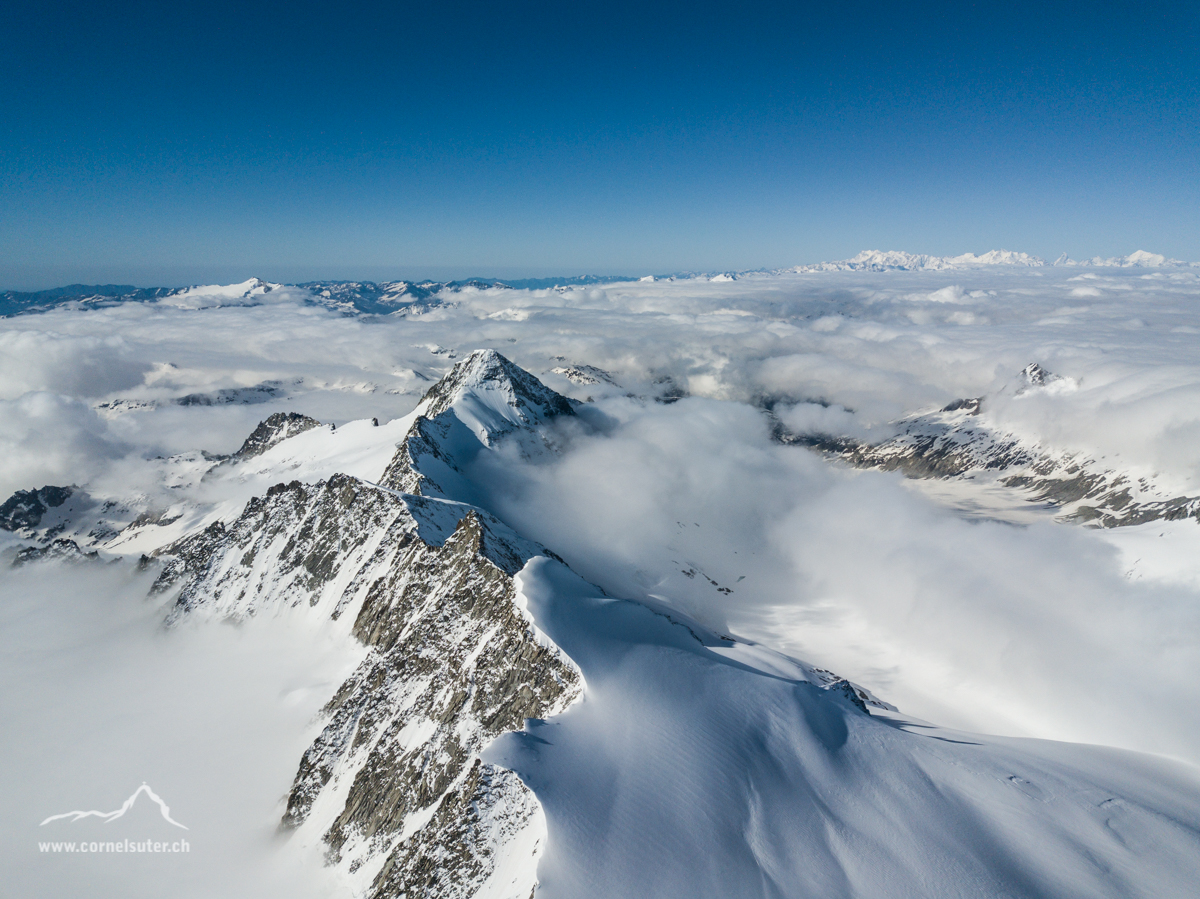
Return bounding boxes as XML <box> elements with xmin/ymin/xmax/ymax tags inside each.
<box><xmin>2</xmin><ymin>265</ymin><xmax>1200</xmax><ymax>890</ymax></box>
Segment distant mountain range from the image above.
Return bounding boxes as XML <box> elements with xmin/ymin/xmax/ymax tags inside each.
<box><xmin>0</xmin><ymin>274</ymin><xmax>633</xmax><ymax>317</ymax></box>
<box><xmin>791</xmin><ymin>248</ymin><xmax>1193</xmax><ymax>272</ymax></box>
<box><xmin>4</xmin><ymin>250</ymin><xmax>1194</xmax><ymax>317</ymax></box>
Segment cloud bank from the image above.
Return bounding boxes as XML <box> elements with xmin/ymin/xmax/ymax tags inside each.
<box><xmin>1</xmin><ymin>264</ymin><xmax>1198</xmax><ymax>767</ymax></box>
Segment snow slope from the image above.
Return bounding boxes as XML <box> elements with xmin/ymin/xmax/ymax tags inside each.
<box><xmin>491</xmin><ymin>558</ymin><xmax>1200</xmax><ymax>899</ymax></box>
<box><xmin>5</xmin><ymin>268</ymin><xmax>1200</xmax><ymax>899</ymax></box>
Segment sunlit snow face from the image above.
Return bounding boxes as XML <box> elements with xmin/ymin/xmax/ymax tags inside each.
<box><xmin>2</xmin><ymin>266</ymin><xmax>1199</xmax><ymax>767</ymax></box>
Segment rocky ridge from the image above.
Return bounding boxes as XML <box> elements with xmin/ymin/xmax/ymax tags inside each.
<box><xmin>149</xmin><ymin>350</ymin><xmax>585</xmax><ymax>897</ymax></box>
<box><xmin>4</xmin><ymin>349</ymin><xmax>891</xmax><ymax>897</ymax></box>
<box><xmin>228</xmin><ymin>411</ymin><xmax>322</xmax><ymax>460</ymax></box>
<box><xmin>784</xmin><ymin>365</ymin><xmax>1200</xmax><ymax>528</ymax></box>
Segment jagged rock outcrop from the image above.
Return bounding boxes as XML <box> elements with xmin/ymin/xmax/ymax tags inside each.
<box><xmin>11</xmin><ymin>537</ymin><xmax>100</xmax><ymax>567</ymax></box>
<box><xmin>367</xmin><ymin>761</ymin><xmax>544</xmax><ymax>899</ymax></box>
<box><xmin>784</xmin><ymin>367</ymin><xmax>1200</xmax><ymax>527</ymax></box>
<box><xmin>231</xmin><ymin>411</ymin><xmax>322</xmax><ymax>460</ymax></box>
<box><xmin>0</xmin><ymin>484</ymin><xmax>120</xmax><ymax>552</ymax></box>
<box><xmin>0</xmin><ymin>485</ymin><xmax>75</xmax><ymax>531</ymax></box>
<box><xmin>835</xmin><ymin>405</ymin><xmax>1039</xmax><ymax>479</ymax></box>
<box><xmin>151</xmin><ymin>350</ymin><xmax>584</xmax><ymax>898</ymax></box>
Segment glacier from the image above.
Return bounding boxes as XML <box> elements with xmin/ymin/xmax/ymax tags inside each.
<box><xmin>3</xmin><ymin>259</ymin><xmax>1200</xmax><ymax>898</ymax></box>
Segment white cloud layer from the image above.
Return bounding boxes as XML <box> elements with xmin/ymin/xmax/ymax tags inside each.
<box><xmin>0</xmin><ymin>562</ymin><xmax>359</xmax><ymax>899</ymax></box>
<box><xmin>468</xmin><ymin>394</ymin><xmax>1200</xmax><ymax>763</ymax></box>
<box><xmin>1</xmin><ymin>264</ymin><xmax>1198</xmax><ymax>772</ymax></box>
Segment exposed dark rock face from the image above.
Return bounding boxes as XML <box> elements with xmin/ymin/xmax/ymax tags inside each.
<box><xmin>152</xmin><ymin>350</ymin><xmax>585</xmax><ymax>898</ymax></box>
<box><xmin>12</xmin><ymin>538</ymin><xmax>99</xmax><ymax>567</ymax></box>
<box><xmin>153</xmin><ymin>475</ymin><xmax>580</xmax><ymax>896</ymax></box>
<box><xmin>652</xmin><ymin>375</ymin><xmax>687</xmax><ymax>404</ymax></box>
<box><xmin>174</xmin><ymin>381</ymin><xmax>285</xmax><ymax>407</ymax></box>
<box><xmin>838</xmin><ymin>415</ymin><xmax>1038</xmax><ymax>479</ymax></box>
<box><xmin>230</xmin><ymin>411</ymin><xmax>322</xmax><ymax>460</ymax></box>
<box><xmin>291</xmin><ymin>512</ymin><xmax>577</xmax><ymax>886</ymax></box>
<box><xmin>1021</xmin><ymin>362</ymin><xmax>1051</xmax><ymax>387</ymax></box>
<box><xmin>368</xmin><ymin>761</ymin><xmax>543</xmax><ymax>899</ymax></box>
<box><xmin>940</xmin><ymin>397</ymin><xmax>982</xmax><ymax>415</ymax></box>
<box><xmin>0</xmin><ymin>485</ymin><xmax>74</xmax><ymax>531</ymax></box>
<box><xmin>789</xmin><ymin>397</ymin><xmax>1200</xmax><ymax>528</ymax></box>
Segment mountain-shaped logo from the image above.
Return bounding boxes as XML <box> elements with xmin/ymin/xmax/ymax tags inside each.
<box><xmin>40</xmin><ymin>783</ymin><xmax>188</xmax><ymax>829</ymax></box>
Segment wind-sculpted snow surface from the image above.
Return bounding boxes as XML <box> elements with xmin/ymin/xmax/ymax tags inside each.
<box><xmin>491</xmin><ymin>559</ymin><xmax>1200</xmax><ymax>899</ymax></box>
<box><xmin>4</xmin><ymin>264</ymin><xmax>1200</xmax><ymax>898</ymax></box>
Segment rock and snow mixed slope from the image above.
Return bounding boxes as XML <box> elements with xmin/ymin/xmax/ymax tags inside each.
<box><xmin>6</xmin><ymin>349</ymin><xmax>1200</xmax><ymax>897</ymax></box>
<box><xmin>784</xmin><ymin>362</ymin><xmax>1200</xmax><ymax>528</ymax></box>
<box><xmin>143</xmin><ymin>351</ymin><xmax>583</xmax><ymax>898</ymax></box>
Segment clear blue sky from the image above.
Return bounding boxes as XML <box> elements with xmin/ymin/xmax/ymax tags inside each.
<box><xmin>3</xmin><ymin>0</ymin><xmax>1197</xmax><ymax>288</ymax></box>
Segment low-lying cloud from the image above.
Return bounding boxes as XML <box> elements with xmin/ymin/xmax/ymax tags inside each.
<box><xmin>0</xmin><ymin>561</ymin><xmax>359</xmax><ymax>899</ymax></box>
<box><xmin>471</xmin><ymin>394</ymin><xmax>1200</xmax><ymax>764</ymax></box>
<box><xmin>2</xmin><ymin>264</ymin><xmax>1199</xmax><ymax>775</ymax></box>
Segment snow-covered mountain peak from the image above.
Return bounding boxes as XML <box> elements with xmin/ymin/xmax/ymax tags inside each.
<box><xmin>1125</xmin><ymin>250</ymin><xmax>1166</xmax><ymax>265</ymax></box>
<box><xmin>410</xmin><ymin>349</ymin><xmax>578</xmax><ymax>449</ymax></box>
<box><xmin>1051</xmin><ymin>250</ymin><xmax>1190</xmax><ymax>267</ymax></box>
<box><xmin>1022</xmin><ymin>362</ymin><xmax>1052</xmax><ymax>386</ymax></box>
<box><xmin>1087</xmin><ymin>249</ymin><xmax>1185</xmax><ymax>267</ymax></box>
<box><xmin>381</xmin><ymin>349</ymin><xmax>578</xmax><ymax>499</ymax></box>
<box><xmin>793</xmin><ymin>248</ymin><xmax>1194</xmax><ymax>273</ymax></box>
<box><xmin>1012</xmin><ymin>362</ymin><xmax>1077</xmax><ymax>397</ymax></box>
<box><xmin>418</xmin><ymin>349</ymin><xmax>575</xmax><ymax>421</ymax></box>
<box><xmin>173</xmin><ymin>277</ymin><xmax>275</xmax><ymax>299</ymax></box>
<box><xmin>156</xmin><ymin>278</ymin><xmax>315</xmax><ymax>309</ymax></box>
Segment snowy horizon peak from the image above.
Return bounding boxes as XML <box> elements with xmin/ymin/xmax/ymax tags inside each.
<box><xmin>1079</xmin><ymin>249</ymin><xmax>1187</xmax><ymax>267</ymax></box>
<box><xmin>1051</xmin><ymin>250</ymin><xmax>1189</xmax><ymax>267</ymax></box>
<box><xmin>157</xmin><ymin>277</ymin><xmax>305</xmax><ymax>309</ymax></box>
<box><xmin>797</xmin><ymin>249</ymin><xmax>1046</xmax><ymax>272</ymax></box>
<box><xmin>174</xmin><ymin>276</ymin><xmax>276</xmax><ymax>297</ymax></box>
<box><xmin>796</xmin><ymin>248</ymin><xmax>1193</xmax><ymax>273</ymax></box>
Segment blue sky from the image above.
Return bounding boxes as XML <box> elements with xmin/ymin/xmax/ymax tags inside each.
<box><xmin>2</xmin><ymin>0</ymin><xmax>1197</xmax><ymax>287</ymax></box>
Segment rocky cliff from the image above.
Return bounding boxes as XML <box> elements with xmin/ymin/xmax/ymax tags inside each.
<box><xmin>150</xmin><ymin>350</ymin><xmax>584</xmax><ymax>897</ymax></box>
